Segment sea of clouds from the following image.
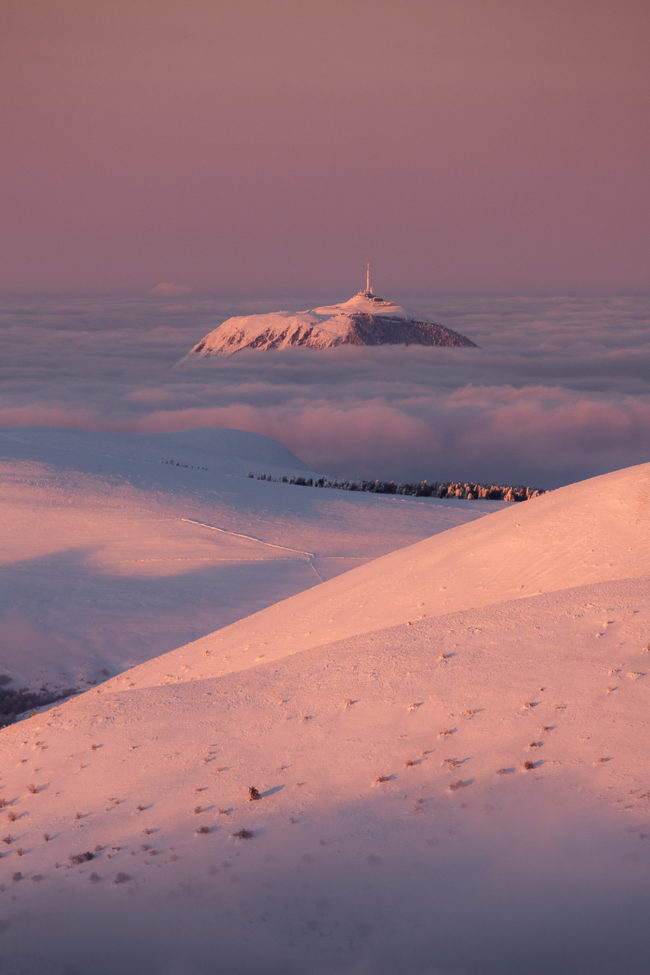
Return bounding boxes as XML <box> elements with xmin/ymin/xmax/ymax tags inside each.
<box><xmin>1</xmin><ymin>293</ymin><xmax>648</xmax><ymax>488</ymax></box>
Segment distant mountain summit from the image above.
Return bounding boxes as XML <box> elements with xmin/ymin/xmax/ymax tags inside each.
<box><xmin>182</xmin><ymin>268</ymin><xmax>477</xmax><ymax>359</ymax></box>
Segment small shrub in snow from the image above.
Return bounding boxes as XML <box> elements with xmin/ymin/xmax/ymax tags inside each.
<box><xmin>448</xmin><ymin>780</ymin><xmax>467</xmax><ymax>791</ymax></box>
<box><xmin>114</xmin><ymin>872</ymin><xmax>131</xmax><ymax>884</ymax></box>
<box><xmin>69</xmin><ymin>851</ymin><xmax>94</xmax><ymax>865</ymax></box>
<box><xmin>248</xmin><ymin>786</ymin><xmax>261</xmax><ymax>801</ymax></box>
<box><xmin>3</xmin><ymin>835</ymin><xmax>14</xmax><ymax>845</ymax></box>
<box><xmin>442</xmin><ymin>758</ymin><xmax>461</xmax><ymax>770</ymax></box>
<box><xmin>7</xmin><ymin>811</ymin><xmax>17</xmax><ymax>822</ymax></box>
<box><xmin>233</xmin><ymin>829</ymin><xmax>254</xmax><ymax>840</ymax></box>
<box><xmin>194</xmin><ymin>805</ymin><xmax>203</xmax><ymax>814</ymax></box>
<box><xmin>196</xmin><ymin>825</ymin><xmax>211</xmax><ymax>835</ymax></box>
<box><xmin>27</xmin><ymin>783</ymin><xmax>38</xmax><ymax>794</ymax></box>
<box><xmin>375</xmin><ymin>775</ymin><xmax>391</xmax><ymax>784</ymax></box>
<box><xmin>523</xmin><ymin>760</ymin><xmax>535</xmax><ymax>770</ymax></box>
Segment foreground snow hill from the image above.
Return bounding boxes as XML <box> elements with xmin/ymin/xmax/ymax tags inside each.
<box><xmin>180</xmin><ymin>281</ymin><xmax>476</xmax><ymax>358</ymax></box>
<box><xmin>0</xmin><ymin>462</ymin><xmax>648</xmax><ymax>974</ymax></box>
<box><xmin>112</xmin><ymin>460</ymin><xmax>650</xmax><ymax>690</ymax></box>
<box><xmin>0</xmin><ymin>425</ymin><xmax>496</xmax><ymax>692</ymax></box>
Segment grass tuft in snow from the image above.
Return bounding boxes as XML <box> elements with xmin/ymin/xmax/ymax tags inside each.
<box><xmin>448</xmin><ymin>780</ymin><xmax>467</xmax><ymax>791</ymax></box>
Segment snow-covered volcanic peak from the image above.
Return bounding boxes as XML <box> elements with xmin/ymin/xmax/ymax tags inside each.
<box><xmin>182</xmin><ymin>283</ymin><xmax>477</xmax><ymax>358</ymax></box>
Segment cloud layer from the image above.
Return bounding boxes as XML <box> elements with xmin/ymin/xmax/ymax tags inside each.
<box><xmin>1</xmin><ymin>294</ymin><xmax>648</xmax><ymax>488</ymax></box>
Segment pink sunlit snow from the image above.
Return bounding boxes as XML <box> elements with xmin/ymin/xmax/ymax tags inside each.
<box><xmin>0</xmin><ymin>445</ymin><xmax>648</xmax><ymax>975</ymax></box>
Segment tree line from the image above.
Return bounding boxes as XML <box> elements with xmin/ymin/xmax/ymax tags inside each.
<box><xmin>248</xmin><ymin>472</ymin><xmax>545</xmax><ymax>502</ymax></box>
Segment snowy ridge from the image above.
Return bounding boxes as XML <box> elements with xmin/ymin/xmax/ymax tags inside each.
<box><xmin>112</xmin><ymin>461</ymin><xmax>650</xmax><ymax>690</ymax></box>
<box><xmin>181</xmin><ymin>290</ymin><xmax>476</xmax><ymax>358</ymax></box>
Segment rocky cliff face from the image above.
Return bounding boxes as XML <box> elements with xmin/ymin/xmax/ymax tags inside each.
<box><xmin>182</xmin><ymin>290</ymin><xmax>477</xmax><ymax>359</ymax></box>
<box><xmin>333</xmin><ymin>312</ymin><xmax>476</xmax><ymax>348</ymax></box>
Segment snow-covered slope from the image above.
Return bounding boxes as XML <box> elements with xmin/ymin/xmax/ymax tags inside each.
<box><xmin>116</xmin><ymin>461</ymin><xmax>650</xmax><ymax>690</ymax></box>
<box><xmin>182</xmin><ymin>289</ymin><xmax>476</xmax><ymax>358</ymax></box>
<box><xmin>0</xmin><ymin>426</ymin><xmax>496</xmax><ymax>691</ymax></box>
<box><xmin>0</xmin><ymin>463</ymin><xmax>648</xmax><ymax>974</ymax></box>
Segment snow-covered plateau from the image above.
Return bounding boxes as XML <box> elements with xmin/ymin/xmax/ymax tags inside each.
<box><xmin>0</xmin><ymin>427</ymin><xmax>648</xmax><ymax>975</ymax></box>
<box><xmin>182</xmin><ymin>289</ymin><xmax>476</xmax><ymax>358</ymax></box>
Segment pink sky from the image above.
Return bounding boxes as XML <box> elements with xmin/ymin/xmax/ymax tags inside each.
<box><xmin>2</xmin><ymin>0</ymin><xmax>648</xmax><ymax>296</ymax></box>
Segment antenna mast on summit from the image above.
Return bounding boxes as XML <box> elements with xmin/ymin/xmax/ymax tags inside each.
<box><xmin>366</xmin><ymin>263</ymin><xmax>372</xmax><ymax>295</ymax></box>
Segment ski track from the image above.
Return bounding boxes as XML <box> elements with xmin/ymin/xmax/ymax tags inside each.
<box><xmin>180</xmin><ymin>516</ymin><xmax>316</xmax><ymax>558</ymax></box>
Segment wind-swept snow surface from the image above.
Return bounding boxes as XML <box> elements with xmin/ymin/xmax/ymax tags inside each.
<box><xmin>0</xmin><ymin>426</ymin><xmax>496</xmax><ymax>691</ymax></box>
<box><xmin>0</xmin><ymin>463</ymin><xmax>648</xmax><ymax>974</ymax></box>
